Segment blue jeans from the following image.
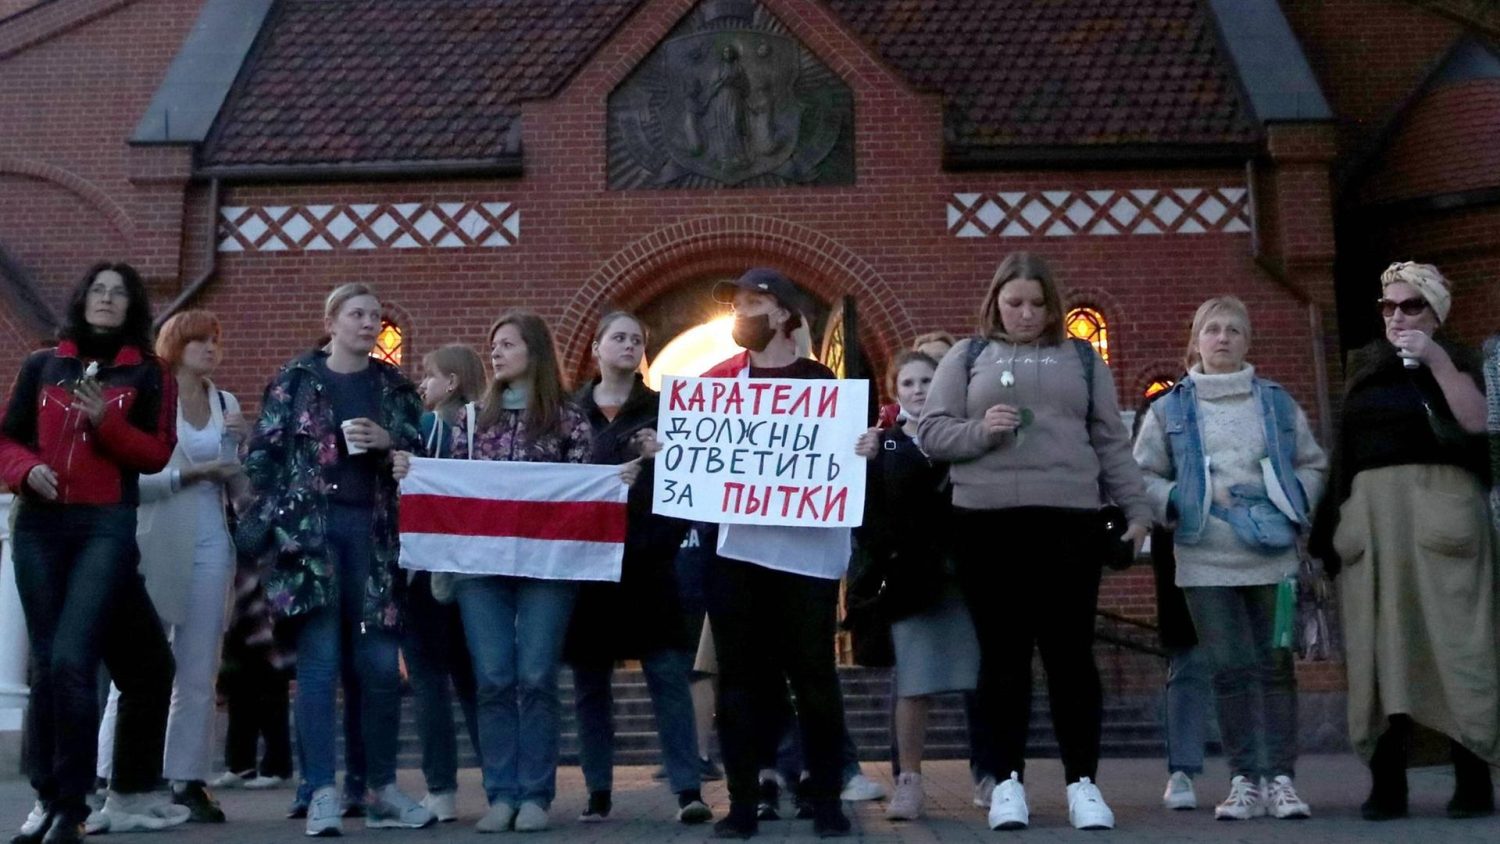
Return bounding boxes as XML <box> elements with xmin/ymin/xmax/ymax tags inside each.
<box><xmin>293</xmin><ymin>505</ymin><xmax>402</xmax><ymax>792</ymax></box>
<box><xmin>1164</xmin><ymin>645</ymin><xmax>1214</xmax><ymax>775</ymax></box>
<box><xmin>574</xmin><ymin>648</ymin><xmax>701</xmax><ymax>794</ymax></box>
<box><xmin>402</xmin><ymin>571</ymin><xmax>480</xmax><ymax>794</ymax></box>
<box><xmin>1182</xmin><ymin>585</ymin><xmax>1297</xmax><ymax>781</ymax></box>
<box><xmin>456</xmin><ymin>575</ymin><xmax>577</xmax><ymax>808</ymax></box>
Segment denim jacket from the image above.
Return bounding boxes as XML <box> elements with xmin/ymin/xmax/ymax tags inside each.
<box><xmin>1152</xmin><ymin>376</ymin><xmax>1309</xmax><ymax>545</ymax></box>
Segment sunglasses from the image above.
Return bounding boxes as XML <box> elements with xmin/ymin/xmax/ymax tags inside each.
<box><xmin>1377</xmin><ymin>297</ymin><xmax>1429</xmax><ymax>318</ymax></box>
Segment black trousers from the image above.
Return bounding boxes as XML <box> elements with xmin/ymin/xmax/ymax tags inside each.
<box><xmin>953</xmin><ymin>507</ymin><xmax>1104</xmax><ymax>784</ymax></box>
<box><xmin>14</xmin><ymin>503</ymin><xmax>175</xmax><ymax>808</ymax></box>
<box><xmin>221</xmin><ymin>655</ymin><xmax>293</xmax><ymax>779</ymax></box>
<box><xmin>705</xmin><ymin>556</ymin><xmax>847</xmax><ymax>805</ymax></box>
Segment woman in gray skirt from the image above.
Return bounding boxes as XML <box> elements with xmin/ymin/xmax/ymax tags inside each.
<box><xmin>855</xmin><ymin>350</ymin><xmax>979</xmax><ymax>820</ymax></box>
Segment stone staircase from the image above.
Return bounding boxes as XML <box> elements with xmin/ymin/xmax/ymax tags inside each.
<box><xmin>372</xmin><ymin>659</ymin><xmax>1178</xmax><ymax>770</ymax></box>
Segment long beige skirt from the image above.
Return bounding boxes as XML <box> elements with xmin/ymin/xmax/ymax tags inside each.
<box><xmin>1334</xmin><ymin>463</ymin><xmax>1500</xmax><ymax>764</ymax></box>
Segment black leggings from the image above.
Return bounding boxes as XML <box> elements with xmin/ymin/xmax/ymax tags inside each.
<box><xmin>952</xmin><ymin>506</ymin><xmax>1104</xmax><ymax>784</ymax></box>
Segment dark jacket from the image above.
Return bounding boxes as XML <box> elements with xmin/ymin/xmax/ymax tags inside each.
<box><xmin>850</xmin><ymin>426</ymin><xmax>953</xmax><ymax>622</ymax></box>
<box><xmin>564</xmin><ymin>375</ymin><xmax>691</xmax><ymax>667</ymax></box>
<box><xmin>241</xmin><ymin>351</ymin><xmax>423</xmax><ymax>631</ymax></box>
<box><xmin>1310</xmin><ymin>339</ymin><xmax>1487</xmax><ymax>574</ymax></box>
<box><xmin>0</xmin><ymin>340</ymin><xmax>176</xmax><ymax>505</ymax></box>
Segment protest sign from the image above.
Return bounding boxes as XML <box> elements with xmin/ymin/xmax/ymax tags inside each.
<box><xmin>652</xmin><ymin>376</ymin><xmax>868</xmax><ymax>527</ymax></box>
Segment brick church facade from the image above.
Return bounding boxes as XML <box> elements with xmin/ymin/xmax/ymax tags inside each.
<box><xmin>1</xmin><ymin>0</ymin><xmax>1497</xmax><ymax>643</ymax></box>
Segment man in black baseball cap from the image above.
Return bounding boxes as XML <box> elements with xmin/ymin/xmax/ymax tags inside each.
<box><xmin>697</xmin><ymin>267</ymin><xmax>855</xmax><ymax>838</ymax></box>
<box><xmin>708</xmin><ymin>268</ymin><xmax>809</xmax><ymax>358</ymax></box>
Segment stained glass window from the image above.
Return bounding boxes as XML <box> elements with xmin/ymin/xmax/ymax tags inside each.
<box><xmin>1066</xmin><ymin>307</ymin><xmax>1109</xmax><ymax>363</ymax></box>
<box><xmin>372</xmin><ymin>318</ymin><xmax>403</xmax><ymax>366</ymax></box>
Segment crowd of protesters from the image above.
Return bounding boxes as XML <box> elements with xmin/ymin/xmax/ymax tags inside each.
<box><xmin>0</xmin><ymin>252</ymin><xmax>1495</xmax><ymax>841</ymax></box>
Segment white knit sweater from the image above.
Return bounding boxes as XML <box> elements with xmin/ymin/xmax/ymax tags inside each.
<box><xmin>1133</xmin><ymin>365</ymin><xmax>1328</xmax><ymax>587</ymax></box>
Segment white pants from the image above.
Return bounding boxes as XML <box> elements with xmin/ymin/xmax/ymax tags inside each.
<box><xmin>97</xmin><ymin>540</ymin><xmax>233</xmax><ymax>783</ymax></box>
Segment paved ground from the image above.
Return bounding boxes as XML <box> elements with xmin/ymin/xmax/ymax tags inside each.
<box><xmin>2</xmin><ymin>756</ymin><xmax>1497</xmax><ymax>842</ymax></box>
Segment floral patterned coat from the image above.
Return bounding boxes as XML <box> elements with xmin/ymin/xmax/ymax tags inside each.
<box><xmin>242</xmin><ymin>351</ymin><xmax>423</xmax><ymax>631</ymax></box>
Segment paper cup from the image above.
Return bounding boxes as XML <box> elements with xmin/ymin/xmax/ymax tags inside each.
<box><xmin>341</xmin><ymin>419</ymin><xmax>369</xmax><ymax>455</ymax></box>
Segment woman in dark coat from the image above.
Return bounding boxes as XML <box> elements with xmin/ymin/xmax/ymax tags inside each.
<box><xmin>563</xmin><ymin>312</ymin><xmax>706</xmax><ymax>824</ymax></box>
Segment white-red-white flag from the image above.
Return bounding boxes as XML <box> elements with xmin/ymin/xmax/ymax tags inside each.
<box><xmin>398</xmin><ymin>457</ymin><xmax>628</xmax><ymax>582</ymax></box>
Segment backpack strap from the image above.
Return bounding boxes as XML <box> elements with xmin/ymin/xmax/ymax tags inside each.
<box><xmin>1071</xmin><ymin>337</ymin><xmax>1096</xmax><ymax>424</ymax></box>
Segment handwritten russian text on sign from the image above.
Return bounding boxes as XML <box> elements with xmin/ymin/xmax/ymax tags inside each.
<box><xmin>653</xmin><ymin>376</ymin><xmax>868</xmax><ymax>527</ymax></box>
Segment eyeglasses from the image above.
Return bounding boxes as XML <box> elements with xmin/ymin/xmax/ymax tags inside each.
<box><xmin>1377</xmin><ymin>297</ymin><xmax>1429</xmax><ymax>318</ymax></box>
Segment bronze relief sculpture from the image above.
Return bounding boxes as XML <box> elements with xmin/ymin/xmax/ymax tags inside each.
<box><xmin>609</xmin><ymin>0</ymin><xmax>854</xmax><ymax>189</ymax></box>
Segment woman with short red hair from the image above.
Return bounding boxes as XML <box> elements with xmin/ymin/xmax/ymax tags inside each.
<box><xmin>94</xmin><ymin>309</ymin><xmax>250</xmax><ymax>823</ymax></box>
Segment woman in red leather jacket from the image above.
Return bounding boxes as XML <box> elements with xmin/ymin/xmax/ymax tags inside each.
<box><xmin>0</xmin><ymin>263</ymin><xmax>177</xmax><ymax>843</ymax></box>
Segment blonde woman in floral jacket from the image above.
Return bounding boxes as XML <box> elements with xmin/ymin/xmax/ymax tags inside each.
<box><xmin>241</xmin><ymin>284</ymin><xmax>426</xmax><ymax>836</ymax></box>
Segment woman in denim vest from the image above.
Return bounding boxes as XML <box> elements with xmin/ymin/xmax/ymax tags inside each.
<box><xmin>1134</xmin><ymin>296</ymin><xmax>1327</xmax><ymax>821</ymax></box>
<box><xmin>1310</xmin><ymin>262</ymin><xmax>1496</xmax><ymax>821</ymax></box>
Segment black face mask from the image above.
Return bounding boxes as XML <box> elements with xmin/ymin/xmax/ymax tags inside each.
<box><xmin>732</xmin><ymin>313</ymin><xmax>777</xmax><ymax>352</ymax></box>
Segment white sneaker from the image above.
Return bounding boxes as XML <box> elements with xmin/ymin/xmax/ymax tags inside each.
<box><xmin>209</xmin><ymin>770</ymin><xmax>253</xmax><ymax>789</ymax></box>
<box><xmin>84</xmin><ymin>805</ymin><xmax>109</xmax><ymax>835</ymax></box>
<box><xmin>18</xmin><ymin>801</ymin><xmax>46</xmax><ymax>837</ymax></box>
<box><xmin>513</xmin><ymin>801</ymin><xmax>549</xmax><ymax>832</ymax></box>
<box><xmin>244</xmin><ymin>774</ymin><xmax>289</xmax><ymax>790</ymax></box>
<box><xmin>1066</xmin><ymin>778</ymin><xmax>1115</xmax><ymax>830</ymax></box>
<box><xmin>99</xmin><ymin>791</ymin><xmax>192</xmax><ymax>833</ymax></box>
<box><xmin>475</xmin><ymin>802</ymin><xmax>515</xmax><ymax>833</ymax></box>
<box><xmin>1214</xmin><ymin>775</ymin><xmax>1263</xmax><ymax>821</ymax></box>
<box><xmin>987</xmin><ymin>772</ymin><xmax>1029</xmax><ymax>830</ymax></box>
<box><xmin>885</xmin><ymin>772</ymin><xmax>923</xmax><ymax>820</ymax></box>
<box><xmin>366</xmin><ymin>784</ymin><xmax>436</xmax><ymax>829</ymax></box>
<box><xmin>839</xmin><ymin>772</ymin><xmax>886</xmax><ymax>802</ymax></box>
<box><xmin>1163</xmin><ymin>771</ymin><xmax>1197</xmax><ymax>810</ymax></box>
<box><xmin>1262</xmin><ymin>775</ymin><xmax>1311</xmax><ymax>819</ymax></box>
<box><xmin>972</xmin><ymin>773</ymin><xmax>996</xmax><ymax>808</ymax></box>
<box><xmin>420</xmin><ymin>791</ymin><xmax>458</xmax><ymax>823</ymax></box>
<box><xmin>305</xmin><ymin>785</ymin><xmax>343</xmax><ymax>837</ymax></box>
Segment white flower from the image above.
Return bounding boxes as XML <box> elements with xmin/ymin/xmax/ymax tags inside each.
<box><xmin>999</xmin><ymin>370</ymin><xmax>1015</xmax><ymax>388</ymax></box>
<box><xmin>84</xmin><ymin>361</ymin><xmax>99</xmax><ymax>379</ymax></box>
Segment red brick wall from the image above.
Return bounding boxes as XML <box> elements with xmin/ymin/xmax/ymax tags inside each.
<box><xmin>1280</xmin><ymin>0</ymin><xmax>1461</xmax><ymax>157</ymax></box>
<box><xmin>1360</xmin><ymin>80</ymin><xmax>1500</xmax><ymax>205</ymax></box>
<box><xmin>0</xmin><ymin>0</ymin><xmax>203</xmax><ymax>381</ymax></box>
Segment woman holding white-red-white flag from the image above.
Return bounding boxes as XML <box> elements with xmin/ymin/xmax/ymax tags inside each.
<box><xmin>561</xmin><ymin>311</ymin><xmax>710</xmax><ymax>826</ymax></box>
<box><xmin>391</xmin><ymin>310</ymin><xmax>638</xmax><ymax>834</ymax></box>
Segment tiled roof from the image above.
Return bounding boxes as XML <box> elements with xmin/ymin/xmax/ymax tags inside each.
<box><xmin>201</xmin><ymin>0</ymin><xmax>1259</xmax><ymax>170</ymax></box>
<box><xmin>829</xmin><ymin>0</ymin><xmax>1259</xmax><ymax>157</ymax></box>
<box><xmin>201</xmin><ymin>0</ymin><xmax>645</xmax><ymax>169</ymax></box>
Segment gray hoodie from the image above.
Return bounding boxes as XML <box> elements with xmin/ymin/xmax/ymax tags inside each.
<box><xmin>917</xmin><ymin>337</ymin><xmax>1150</xmax><ymax>525</ymax></box>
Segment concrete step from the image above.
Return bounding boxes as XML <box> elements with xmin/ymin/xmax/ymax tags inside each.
<box><xmin>352</xmin><ymin>666</ymin><xmax>1170</xmax><ymax>770</ymax></box>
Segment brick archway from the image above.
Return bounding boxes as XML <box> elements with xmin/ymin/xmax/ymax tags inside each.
<box><xmin>558</xmin><ymin>215</ymin><xmax>914</xmax><ymax>379</ymax></box>
<box><xmin>0</xmin><ymin>157</ymin><xmax>134</xmax><ymax>242</ymax></box>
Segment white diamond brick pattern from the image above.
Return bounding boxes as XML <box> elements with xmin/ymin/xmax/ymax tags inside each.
<box><xmin>947</xmin><ymin>187</ymin><xmax>1252</xmax><ymax>238</ymax></box>
<box><xmin>218</xmin><ymin>201</ymin><xmax>519</xmax><ymax>252</ymax></box>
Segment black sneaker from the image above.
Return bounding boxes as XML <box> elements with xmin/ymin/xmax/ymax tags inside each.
<box><xmin>812</xmin><ymin>802</ymin><xmax>851</xmax><ymax>838</ymax></box>
<box><xmin>172</xmin><ymin>782</ymin><xmax>226</xmax><ymax>824</ymax></box>
<box><xmin>756</xmin><ymin>778</ymin><xmax>780</xmax><ymax>821</ymax></box>
<box><xmin>38</xmin><ymin>805</ymin><xmax>86</xmax><ymax>844</ymax></box>
<box><xmin>578</xmin><ymin>791</ymin><xmax>611</xmax><ymax>823</ymax></box>
<box><xmin>712</xmin><ymin>803</ymin><xmax>757</xmax><ymax>839</ymax></box>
